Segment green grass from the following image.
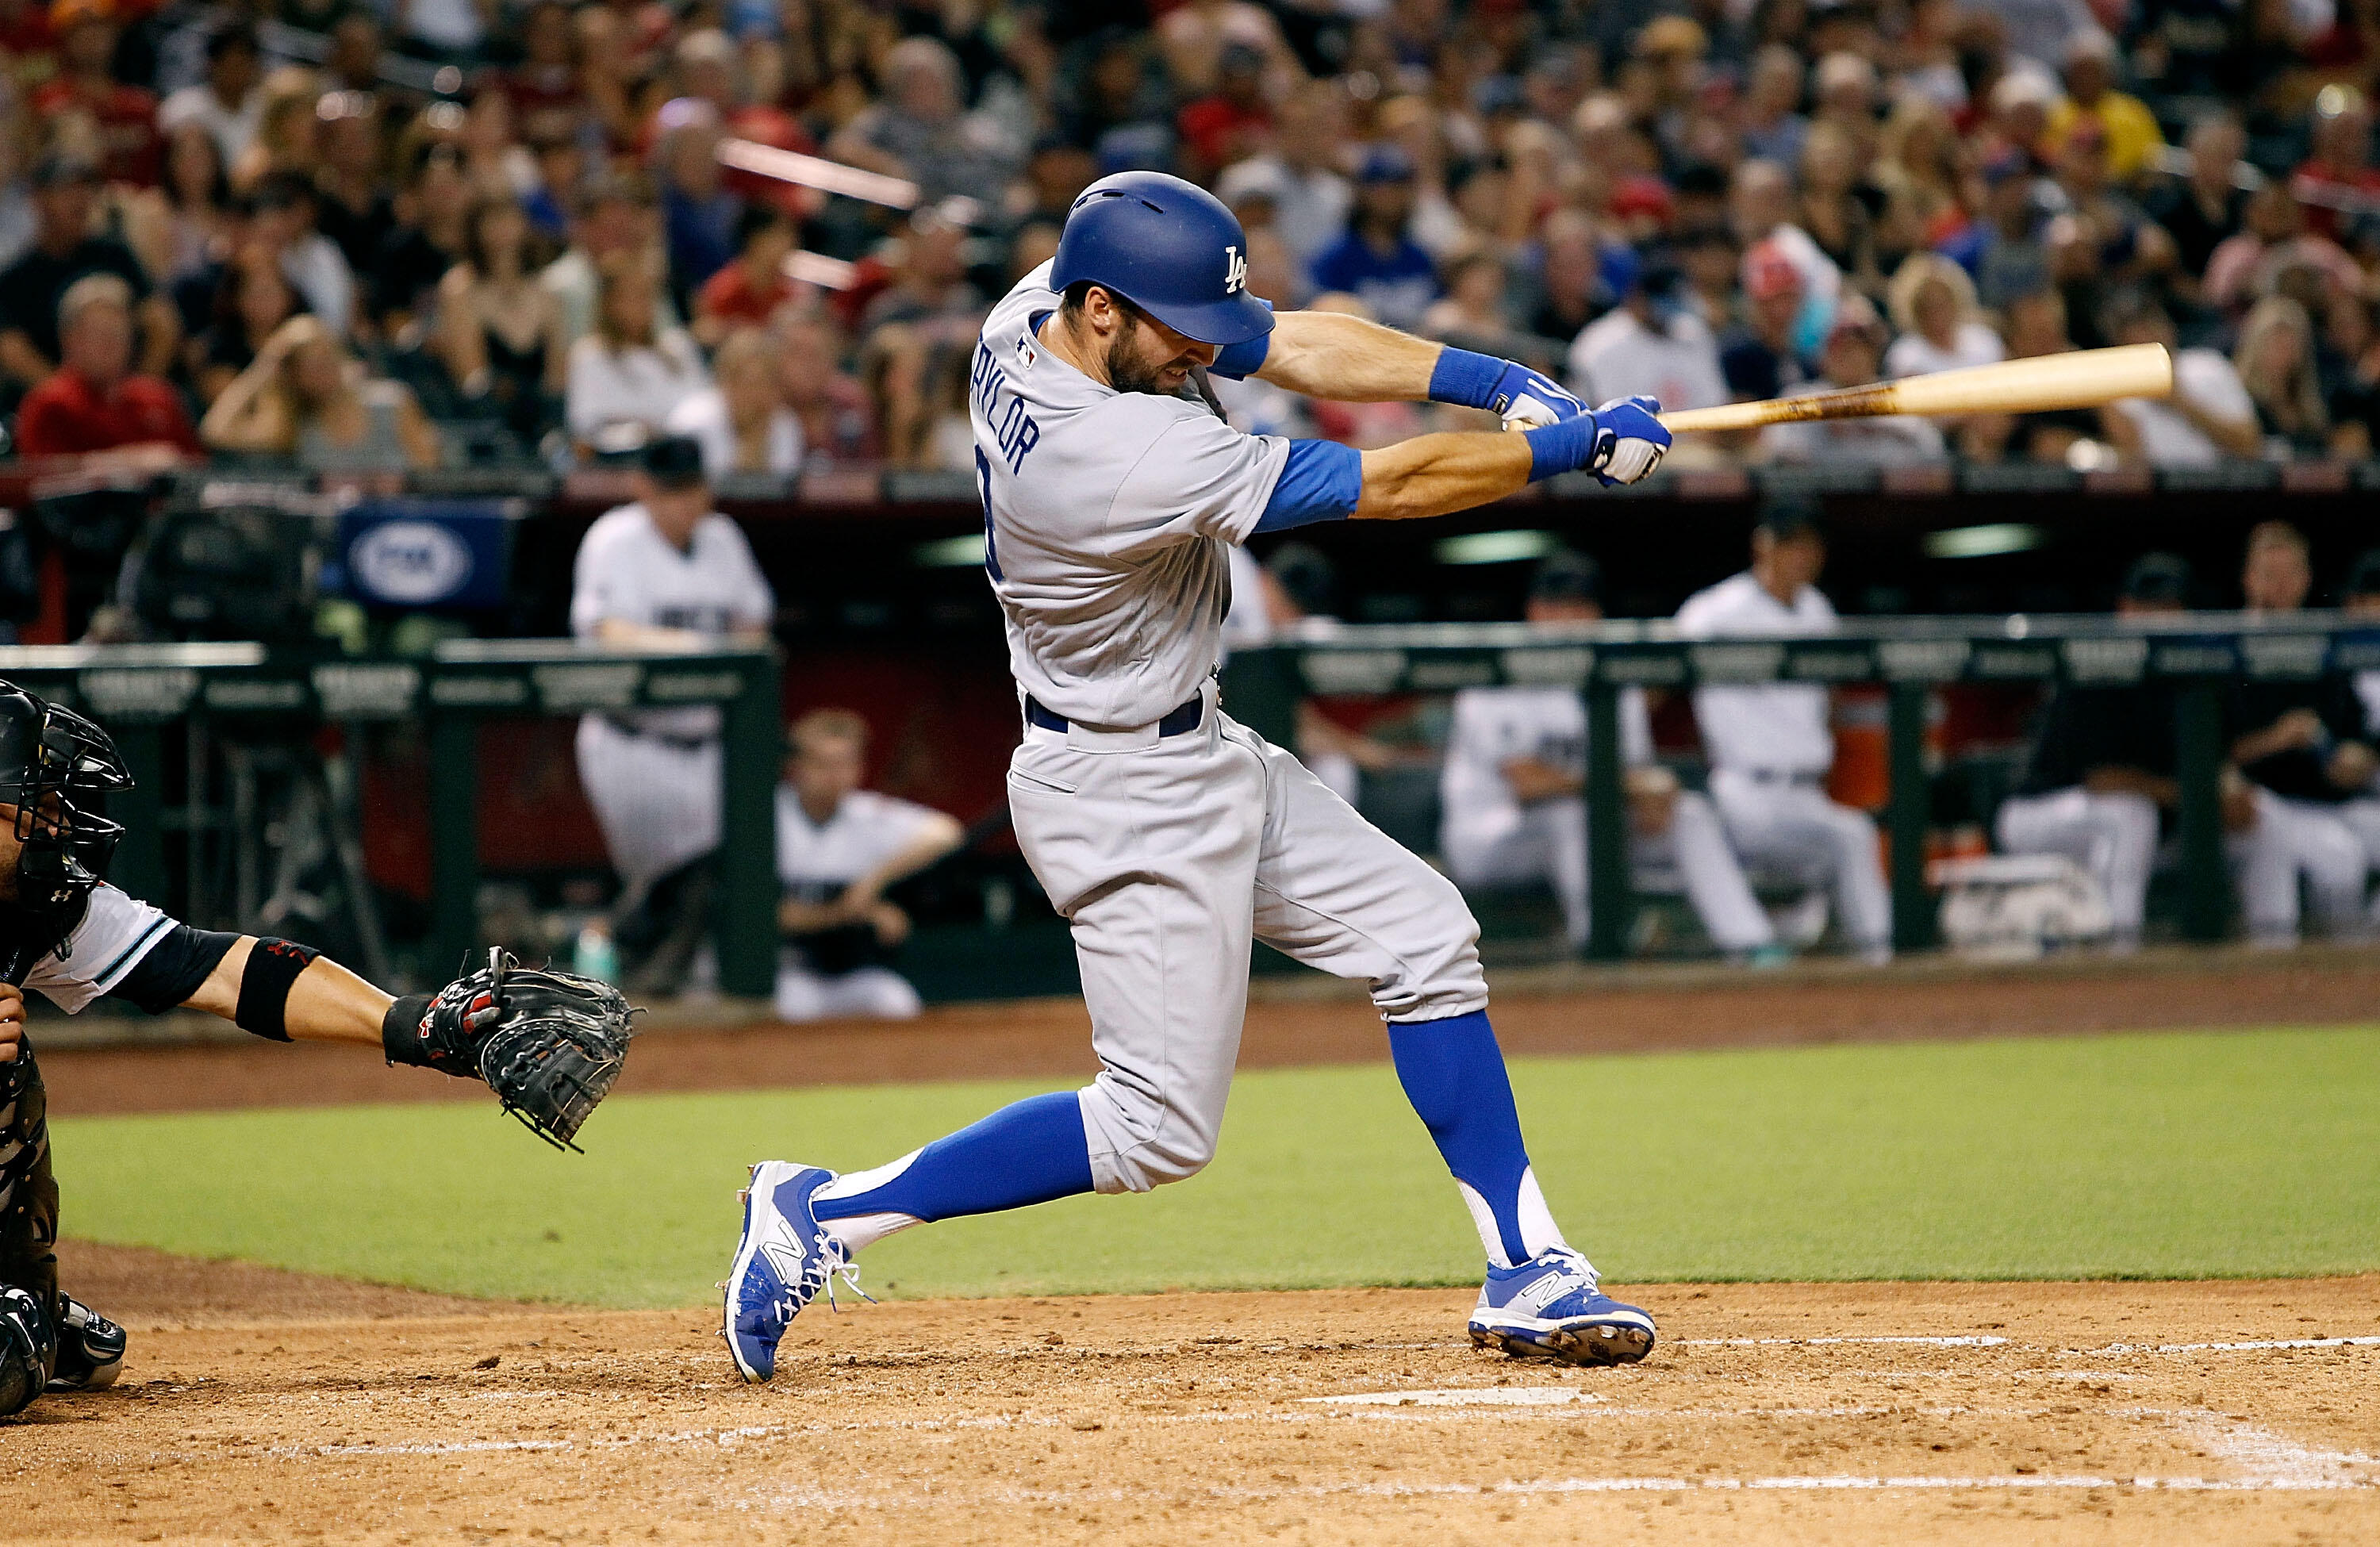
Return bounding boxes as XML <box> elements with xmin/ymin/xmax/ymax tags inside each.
<box><xmin>48</xmin><ymin>1026</ymin><xmax>2380</xmax><ymax>1308</ymax></box>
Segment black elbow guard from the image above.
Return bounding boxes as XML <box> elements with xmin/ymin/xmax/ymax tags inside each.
<box><xmin>234</xmin><ymin>939</ymin><xmax>321</xmax><ymax>1042</ymax></box>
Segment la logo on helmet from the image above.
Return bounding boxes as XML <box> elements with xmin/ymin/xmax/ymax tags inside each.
<box><xmin>1223</xmin><ymin>244</ymin><xmax>1248</xmax><ymax>295</ymax></box>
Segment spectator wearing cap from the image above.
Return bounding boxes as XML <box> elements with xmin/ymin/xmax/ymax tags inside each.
<box><xmin>665</xmin><ymin>325</ymin><xmax>800</xmax><ymax>478</ymax></box>
<box><xmin>692</xmin><ymin>202</ymin><xmax>798</xmax><ymax>349</ymax></box>
<box><xmin>1719</xmin><ymin>237</ymin><xmax>1812</xmax><ymax>402</ymax></box>
<box><xmin>0</xmin><ymin>153</ymin><xmax>178</xmax><ymax>391</ymax></box>
<box><xmin>1884</xmin><ymin>254</ymin><xmax>2006</xmax><ymax>377</ymax></box>
<box><xmin>827</xmin><ymin>36</ymin><xmax>1021</xmax><ymax>209</ymax></box>
<box><xmin>36</xmin><ymin>0</ymin><xmax>163</xmax><ymax>188</ymax></box>
<box><xmin>1757</xmin><ymin>296</ymin><xmax>1948</xmax><ymax>466</ymax></box>
<box><xmin>1308</xmin><ymin>148</ymin><xmax>1440</xmax><ymax>331</ymax></box>
<box><xmin>2221</xmin><ymin>521</ymin><xmax>2375</xmax><ymax>945</ymax></box>
<box><xmin>1676</xmin><ymin>505</ymin><xmax>1894</xmax><ymax>963</ymax></box>
<box><xmin>200</xmin><ymin>313</ymin><xmax>443</xmax><ymax>473</ymax></box>
<box><xmin>1439</xmin><ymin>548</ymin><xmax>1783</xmax><ymax>963</ymax></box>
<box><xmin>1994</xmin><ymin>553</ymin><xmax>2208</xmax><ymax>951</ymax></box>
<box><xmin>2104</xmin><ymin>298</ymin><xmax>2258</xmax><ymax>465</ymax></box>
<box><xmin>157</xmin><ymin>23</ymin><xmax>263</xmax><ymax>170</ymax></box>
<box><xmin>1955</xmin><ymin>149</ymin><xmax>2052</xmax><ymax>311</ymax></box>
<box><xmin>13</xmin><ymin>271</ymin><xmax>202</xmax><ymax>464</ymax></box>
<box><xmin>2042</xmin><ymin>30</ymin><xmax>2163</xmax><ymax>184</ymax></box>
<box><xmin>565</xmin><ymin>249</ymin><xmax>708</xmax><ymax>456</ymax></box>
<box><xmin>1215</xmin><ymin>83</ymin><xmax>1349</xmax><ymax>269</ymax></box>
<box><xmin>569</xmin><ymin>432</ymin><xmax>774</xmax><ymax>995</ymax></box>
<box><xmin>1567</xmin><ymin>253</ymin><xmax>1729</xmax><ymax>420</ymax></box>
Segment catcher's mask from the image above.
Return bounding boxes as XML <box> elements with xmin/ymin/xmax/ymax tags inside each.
<box><xmin>0</xmin><ymin>680</ymin><xmax>132</xmax><ymax>931</ymax></box>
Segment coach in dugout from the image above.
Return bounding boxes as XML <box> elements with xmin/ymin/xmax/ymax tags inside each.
<box><xmin>772</xmin><ymin>709</ymin><xmax>964</xmax><ymax>1021</ymax></box>
<box><xmin>1676</xmin><ymin>501</ymin><xmax>1893</xmax><ymax>963</ymax></box>
<box><xmin>2221</xmin><ymin>521</ymin><xmax>2374</xmax><ymax>946</ymax></box>
<box><xmin>1994</xmin><ymin>553</ymin><xmax>2240</xmax><ymax>951</ymax></box>
<box><xmin>570</xmin><ymin>433</ymin><xmax>774</xmax><ymax>994</ymax></box>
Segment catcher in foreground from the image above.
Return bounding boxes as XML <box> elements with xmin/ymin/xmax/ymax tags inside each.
<box><xmin>0</xmin><ymin>678</ymin><xmax>635</xmax><ymax>1421</ymax></box>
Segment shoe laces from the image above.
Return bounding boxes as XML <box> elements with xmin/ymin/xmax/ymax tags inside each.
<box><xmin>1537</xmin><ymin>1246</ymin><xmax>1600</xmax><ymax>1295</ymax></box>
<box><xmin>781</xmin><ymin>1229</ymin><xmax>877</xmax><ymax>1319</ymax></box>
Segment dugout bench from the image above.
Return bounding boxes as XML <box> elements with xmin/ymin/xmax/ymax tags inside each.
<box><xmin>1222</xmin><ymin>614</ymin><xmax>2380</xmax><ymax>958</ymax></box>
<box><xmin>0</xmin><ymin>640</ymin><xmax>782</xmax><ymax>996</ymax></box>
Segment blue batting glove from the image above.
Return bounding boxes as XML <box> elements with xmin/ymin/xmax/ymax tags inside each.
<box><xmin>1590</xmin><ymin>395</ymin><xmax>1669</xmax><ymax>486</ymax></box>
<box><xmin>1490</xmin><ymin>361</ymin><xmax>1587</xmax><ymax>428</ymax></box>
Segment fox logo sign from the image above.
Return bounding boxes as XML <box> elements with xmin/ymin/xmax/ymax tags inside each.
<box><xmin>1223</xmin><ymin>244</ymin><xmax>1248</xmax><ymax>295</ymax></box>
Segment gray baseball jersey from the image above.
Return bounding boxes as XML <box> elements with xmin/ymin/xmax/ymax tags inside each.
<box><xmin>974</xmin><ymin>264</ymin><xmax>1488</xmax><ymax>1200</ymax></box>
<box><xmin>971</xmin><ymin>260</ymin><xmax>1291</xmax><ymax>727</ymax></box>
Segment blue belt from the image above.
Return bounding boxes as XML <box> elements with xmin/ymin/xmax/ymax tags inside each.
<box><xmin>1024</xmin><ymin>694</ymin><xmax>1204</xmax><ymax>738</ymax></box>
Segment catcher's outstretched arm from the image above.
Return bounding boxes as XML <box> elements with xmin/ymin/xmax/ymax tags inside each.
<box><xmin>180</xmin><ymin>936</ymin><xmax>391</xmax><ymax>1045</ymax></box>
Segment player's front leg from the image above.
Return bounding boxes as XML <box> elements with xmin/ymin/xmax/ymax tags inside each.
<box><xmin>1240</xmin><ymin>727</ymin><xmax>1656</xmax><ymax>1365</ymax></box>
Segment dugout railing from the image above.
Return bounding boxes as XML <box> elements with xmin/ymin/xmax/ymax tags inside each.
<box><xmin>1219</xmin><ymin>614</ymin><xmax>2380</xmax><ymax>958</ymax></box>
<box><xmin>0</xmin><ymin>639</ymin><xmax>782</xmax><ymax>996</ymax></box>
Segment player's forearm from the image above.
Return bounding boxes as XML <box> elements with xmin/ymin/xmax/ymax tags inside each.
<box><xmin>1354</xmin><ymin>432</ymin><xmax>1534</xmax><ymax>520</ymax></box>
<box><xmin>185</xmin><ymin>939</ymin><xmax>392</xmax><ymax>1046</ymax></box>
<box><xmin>1252</xmin><ymin>311</ymin><xmax>1441</xmax><ymax>402</ymax></box>
<box><xmin>595</xmin><ymin>618</ymin><xmax>711</xmax><ymax>651</ymax></box>
<box><xmin>861</xmin><ymin>821</ymin><xmax>965</xmax><ymax>896</ymax></box>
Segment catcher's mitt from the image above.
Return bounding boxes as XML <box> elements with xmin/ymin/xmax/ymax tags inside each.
<box><xmin>383</xmin><ymin>950</ymin><xmax>636</xmax><ymax>1150</ymax></box>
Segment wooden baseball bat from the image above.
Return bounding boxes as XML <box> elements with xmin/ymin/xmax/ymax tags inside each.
<box><xmin>1656</xmin><ymin>343</ymin><xmax>2172</xmax><ymax>435</ymax></box>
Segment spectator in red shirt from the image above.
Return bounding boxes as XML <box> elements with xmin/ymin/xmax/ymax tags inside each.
<box><xmin>33</xmin><ymin>0</ymin><xmax>162</xmax><ymax>188</ymax></box>
<box><xmin>692</xmin><ymin>202</ymin><xmax>796</xmax><ymax>348</ymax></box>
<box><xmin>2294</xmin><ymin>89</ymin><xmax>2380</xmax><ymax>244</ymax></box>
<box><xmin>14</xmin><ymin>272</ymin><xmax>201</xmax><ymax>467</ymax></box>
<box><xmin>1176</xmin><ymin>41</ymin><xmax>1272</xmax><ymax>185</ymax></box>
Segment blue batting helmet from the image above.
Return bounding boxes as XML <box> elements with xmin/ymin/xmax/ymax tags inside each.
<box><xmin>1050</xmin><ymin>171</ymin><xmax>1274</xmax><ymax>347</ymax></box>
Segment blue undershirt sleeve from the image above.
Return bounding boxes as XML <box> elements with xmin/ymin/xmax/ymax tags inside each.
<box><xmin>1208</xmin><ymin>300</ymin><xmax>1276</xmax><ymax>378</ymax></box>
<box><xmin>1253</xmin><ymin>438</ymin><xmax>1363</xmax><ymax>532</ymax></box>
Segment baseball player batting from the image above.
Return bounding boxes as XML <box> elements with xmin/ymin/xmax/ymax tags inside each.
<box><xmin>723</xmin><ymin>171</ymin><xmax>1672</xmax><ymax>1380</ymax></box>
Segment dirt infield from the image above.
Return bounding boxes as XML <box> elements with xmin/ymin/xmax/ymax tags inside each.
<box><xmin>39</xmin><ymin>946</ymin><xmax>2380</xmax><ymax>1116</ymax></box>
<box><xmin>19</xmin><ymin>1245</ymin><xmax>2378</xmax><ymax>1544</ymax></box>
<box><xmin>22</xmin><ymin>960</ymin><xmax>2380</xmax><ymax>1541</ymax></box>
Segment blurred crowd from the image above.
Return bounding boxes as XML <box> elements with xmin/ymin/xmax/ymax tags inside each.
<box><xmin>9</xmin><ymin>0</ymin><xmax>2380</xmax><ymax>475</ymax></box>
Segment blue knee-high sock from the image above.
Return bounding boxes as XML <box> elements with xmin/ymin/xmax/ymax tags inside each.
<box><xmin>1388</xmin><ymin>1010</ymin><xmax>1553</xmax><ymax>1269</ymax></box>
<box><xmin>808</xmin><ymin>1092</ymin><xmax>1095</xmax><ymax>1250</ymax></box>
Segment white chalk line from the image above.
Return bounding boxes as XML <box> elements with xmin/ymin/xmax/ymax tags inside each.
<box><xmin>1677</xmin><ymin>1335</ymin><xmax>2010</xmax><ymax>1349</ymax></box>
<box><xmin>746</xmin><ymin>1471</ymin><xmax>2380</xmax><ymax>1514</ymax></box>
<box><xmin>2089</xmin><ymin>1335</ymin><xmax>2380</xmax><ymax>1354</ymax></box>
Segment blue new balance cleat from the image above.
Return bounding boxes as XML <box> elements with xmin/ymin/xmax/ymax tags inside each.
<box><xmin>721</xmin><ymin>1161</ymin><xmax>869</xmax><ymax>1383</ymax></box>
<box><xmin>1468</xmin><ymin>1247</ymin><xmax>1656</xmax><ymax>1367</ymax></box>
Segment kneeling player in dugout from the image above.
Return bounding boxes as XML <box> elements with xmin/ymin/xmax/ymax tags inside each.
<box><xmin>0</xmin><ymin>680</ymin><xmax>635</xmax><ymax>1419</ymax></box>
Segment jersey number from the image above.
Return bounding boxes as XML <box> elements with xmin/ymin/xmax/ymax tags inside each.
<box><xmin>974</xmin><ymin>447</ymin><xmax>1004</xmax><ymax>582</ymax></box>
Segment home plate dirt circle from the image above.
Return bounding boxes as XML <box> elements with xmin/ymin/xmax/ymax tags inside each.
<box><xmin>16</xmin><ymin>1250</ymin><xmax>2378</xmax><ymax>1543</ymax></box>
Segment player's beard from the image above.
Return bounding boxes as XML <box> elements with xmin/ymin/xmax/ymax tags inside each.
<box><xmin>1104</xmin><ymin>314</ymin><xmax>1185</xmax><ymax>397</ymax></box>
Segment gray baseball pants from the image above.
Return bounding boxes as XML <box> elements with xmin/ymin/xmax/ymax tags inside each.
<box><xmin>1007</xmin><ymin>685</ymin><xmax>1488</xmax><ymax>1194</ymax></box>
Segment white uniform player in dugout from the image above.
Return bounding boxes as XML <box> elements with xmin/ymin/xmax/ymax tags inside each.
<box><xmin>570</xmin><ymin>434</ymin><xmax>774</xmax><ymax>992</ymax></box>
<box><xmin>1440</xmin><ymin>550</ymin><xmax>1781</xmax><ymax>961</ymax></box>
<box><xmin>724</xmin><ymin>171</ymin><xmax>1676</xmax><ymax>1380</ymax></box>
<box><xmin>1676</xmin><ymin>505</ymin><xmax>1894</xmax><ymax>962</ymax></box>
